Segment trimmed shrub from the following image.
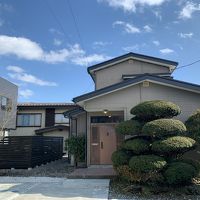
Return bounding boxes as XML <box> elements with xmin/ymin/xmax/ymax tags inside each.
<box><xmin>116</xmin><ymin>165</ymin><xmax>164</xmax><ymax>183</ymax></box>
<box><xmin>111</xmin><ymin>150</ymin><xmax>130</xmax><ymax>167</ymax></box>
<box><xmin>164</xmin><ymin>162</ymin><xmax>197</xmax><ymax>185</ymax></box>
<box><xmin>142</xmin><ymin>119</ymin><xmax>186</xmax><ymax>138</ymax></box>
<box><xmin>129</xmin><ymin>155</ymin><xmax>167</xmax><ymax>173</ymax></box>
<box><xmin>152</xmin><ymin>136</ymin><xmax>196</xmax><ymax>156</ymax></box>
<box><xmin>130</xmin><ymin>100</ymin><xmax>181</xmax><ymax>120</ymax></box>
<box><xmin>116</xmin><ymin>120</ymin><xmax>143</xmax><ymax>136</ymax></box>
<box><xmin>185</xmin><ymin>109</ymin><xmax>200</xmax><ymax>141</ymax></box>
<box><xmin>122</xmin><ymin>138</ymin><xmax>150</xmax><ymax>154</ymax></box>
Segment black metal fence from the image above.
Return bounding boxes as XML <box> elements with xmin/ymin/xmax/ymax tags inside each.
<box><xmin>0</xmin><ymin>136</ymin><xmax>63</xmax><ymax>169</ymax></box>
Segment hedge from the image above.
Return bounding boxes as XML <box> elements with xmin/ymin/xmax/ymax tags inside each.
<box><xmin>164</xmin><ymin>162</ymin><xmax>197</xmax><ymax>185</ymax></box>
<box><xmin>111</xmin><ymin>150</ymin><xmax>131</xmax><ymax>167</ymax></box>
<box><xmin>122</xmin><ymin>138</ymin><xmax>150</xmax><ymax>154</ymax></box>
<box><xmin>152</xmin><ymin>136</ymin><xmax>196</xmax><ymax>156</ymax></box>
<box><xmin>116</xmin><ymin>120</ymin><xmax>143</xmax><ymax>136</ymax></box>
<box><xmin>142</xmin><ymin>119</ymin><xmax>186</xmax><ymax>138</ymax></box>
<box><xmin>129</xmin><ymin>155</ymin><xmax>167</xmax><ymax>173</ymax></box>
<box><xmin>130</xmin><ymin>100</ymin><xmax>181</xmax><ymax>120</ymax></box>
<box><xmin>185</xmin><ymin>109</ymin><xmax>200</xmax><ymax>141</ymax></box>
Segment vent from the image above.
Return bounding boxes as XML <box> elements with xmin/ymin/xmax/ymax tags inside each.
<box><xmin>143</xmin><ymin>81</ymin><xmax>150</xmax><ymax>87</ymax></box>
<box><xmin>128</xmin><ymin>59</ymin><xmax>134</xmax><ymax>64</ymax></box>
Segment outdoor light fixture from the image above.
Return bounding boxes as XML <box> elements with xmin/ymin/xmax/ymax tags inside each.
<box><xmin>103</xmin><ymin>109</ymin><xmax>108</xmax><ymax>114</ymax></box>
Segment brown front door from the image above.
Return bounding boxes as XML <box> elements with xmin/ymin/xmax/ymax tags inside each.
<box><xmin>90</xmin><ymin>124</ymin><xmax>117</xmax><ymax>165</ymax></box>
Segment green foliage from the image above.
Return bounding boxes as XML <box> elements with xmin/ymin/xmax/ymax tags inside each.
<box><xmin>129</xmin><ymin>155</ymin><xmax>167</xmax><ymax>173</ymax></box>
<box><xmin>142</xmin><ymin>119</ymin><xmax>186</xmax><ymax>138</ymax></box>
<box><xmin>130</xmin><ymin>100</ymin><xmax>181</xmax><ymax>121</ymax></box>
<box><xmin>152</xmin><ymin>136</ymin><xmax>196</xmax><ymax>156</ymax></box>
<box><xmin>65</xmin><ymin>136</ymin><xmax>85</xmax><ymax>165</ymax></box>
<box><xmin>111</xmin><ymin>150</ymin><xmax>131</xmax><ymax>167</ymax></box>
<box><xmin>164</xmin><ymin>162</ymin><xmax>197</xmax><ymax>185</ymax></box>
<box><xmin>185</xmin><ymin>109</ymin><xmax>200</xmax><ymax>142</ymax></box>
<box><xmin>122</xmin><ymin>138</ymin><xmax>150</xmax><ymax>154</ymax></box>
<box><xmin>116</xmin><ymin>120</ymin><xmax>143</xmax><ymax>136</ymax></box>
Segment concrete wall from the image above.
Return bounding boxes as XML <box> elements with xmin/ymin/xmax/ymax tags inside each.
<box><xmin>95</xmin><ymin>59</ymin><xmax>170</xmax><ymax>89</ymax></box>
<box><xmin>0</xmin><ymin>77</ymin><xmax>18</xmax><ymax>130</ymax></box>
<box><xmin>84</xmin><ymin>82</ymin><xmax>200</xmax><ymax>122</ymax></box>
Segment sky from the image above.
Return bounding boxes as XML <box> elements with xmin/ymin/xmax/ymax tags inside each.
<box><xmin>0</xmin><ymin>0</ymin><xmax>200</xmax><ymax>103</ymax></box>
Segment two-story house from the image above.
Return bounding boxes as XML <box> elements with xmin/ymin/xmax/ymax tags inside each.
<box><xmin>0</xmin><ymin>77</ymin><xmax>18</xmax><ymax>138</ymax></box>
<box><xmin>64</xmin><ymin>52</ymin><xmax>200</xmax><ymax>167</ymax></box>
<box><xmin>14</xmin><ymin>103</ymin><xmax>77</xmax><ymax>150</ymax></box>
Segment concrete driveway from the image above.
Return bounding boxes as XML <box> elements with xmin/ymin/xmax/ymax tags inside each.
<box><xmin>0</xmin><ymin>177</ymin><xmax>110</xmax><ymax>200</ymax></box>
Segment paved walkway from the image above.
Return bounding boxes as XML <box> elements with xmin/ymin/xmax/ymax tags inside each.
<box><xmin>0</xmin><ymin>177</ymin><xmax>110</xmax><ymax>200</ymax></box>
<box><xmin>68</xmin><ymin>166</ymin><xmax>116</xmax><ymax>179</ymax></box>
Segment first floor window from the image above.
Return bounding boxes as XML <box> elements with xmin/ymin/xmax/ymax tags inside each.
<box><xmin>17</xmin><ymin>114</ymin><xmax>41</xmax><ymax>127</ymax></box>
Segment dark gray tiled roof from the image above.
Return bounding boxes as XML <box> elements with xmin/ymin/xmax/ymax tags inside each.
<box><xmin>73</xmin><ymin>74</ymin><xmax>200</xmax><ymax>103</ymax></box>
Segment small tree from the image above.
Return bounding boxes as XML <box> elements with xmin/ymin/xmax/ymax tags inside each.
<box><xmin>65</xmin><ymin>135</ymin><xmax>85</xmax><ymax>167</ymax></box>
<box><xmin>112</xmin><ymin>100</ymin><xmax>199</xmax><ymax>186</ymax></box>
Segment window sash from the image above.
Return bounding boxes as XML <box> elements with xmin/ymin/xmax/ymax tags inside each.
<box><xmin>17</xmin><ymin>114</ymin><xmax>41</xmax><ymax>127</ymax></box>
<box><xmin>55</xmin><ymin>113</ymin><xmax>69</xmax><ymax>124</ymax></box>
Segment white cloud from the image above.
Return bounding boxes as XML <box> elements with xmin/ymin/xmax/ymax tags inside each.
<box><xmin>153</xmin><ymin>40</ymin><xmax>160</xmax><ymax>46</ymax></box>
<box><xmin>113</xmin><ymin>21</ymin><xmax>140</xmax><ymax>33</ymax></box>
<box><xmin>178</xmin><ymin>32</ymin><xmax>193</xmax><ymax>38</ymax></box>
<box><xmin>49</xmin><ymin>28</ymin><xmax>63</xmax><ymax>35</ymax></box>
<box><xmin>123</xmin><ymin>45</ymin><xmax>139</xmax><ymax>51</ymax></box>
<box><xmin>160</xmin><ymin>48</ymin><xmax>174</xmax><ymax>54</ymax></box>
<box><xmin>7</xmin><ymin>66</ymin><xmax>58</xmax><ymax>86</ymax></box>
<box><xmin>153</xmin><ymin>10</ymin><xmax>162</xmax><ymax>20</ymax></box>
<box><xmin>0</xmin><ymin>35</ymin><xmax>109</xmax><ymax>66</ymax></box>
<box><xmin>144</xmin><ymin>25</ymin><xmax>152</xmax><ymax>32</ymax></box>
<box><xmin>72</xmin><ymin>54</ymin><xmax>111</xmax><ymax>66</ymax></box>
<box><xmin>98</xmin><ymin>0</ymin><xmax>166</xmax><ymax>12</ymax></box>
<box><xmin>53</xmin><ymin>38</ymin><xmax>62</xmax><ymax>46</ymax></box>
<box><xmin>19</xmin><ymin>89</ymin><xmax>34</xmax><ymax>99</ymax></box>
<box><xmin>93</xmin><ymin>41</ymin><xmax>111</xmax><ymax>46</ymax></box>
<box><xmin>179</xmin><ymin>1</ymin><xmax>200</xmax><ymax>19</ymax></box>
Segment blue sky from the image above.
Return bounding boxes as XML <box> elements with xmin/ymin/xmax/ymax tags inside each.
<box><xmin>0</xmin><ymin>0</ymin><xmax>200</xmax><ymax>103</ymax></box>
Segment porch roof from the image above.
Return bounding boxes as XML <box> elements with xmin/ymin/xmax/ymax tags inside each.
<box><xmin>73</xmin><ymin>74</ymin><xmax>200</xmax><ymax>103</ymax></box>
<box><xmin>63</xmin><ymin>107</ymin><xmax>85</xmax><ymax>118</ymax></box>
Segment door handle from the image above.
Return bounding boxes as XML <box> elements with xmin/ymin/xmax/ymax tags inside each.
<box><xmin>101</xmin><ymin>141</ymin><xmax>103</xmax><ymax>149</ymax></box>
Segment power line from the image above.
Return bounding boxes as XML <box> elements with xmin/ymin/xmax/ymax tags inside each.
<box><xmin>65</xmin><ymin>0</ymin><xmax>89</xmax><ymax>67</ymax></box>
<box><xmin>175</xmin><ymin>59</ymin><xmax>200</xmax><ymax>71</ymax></box>
<box><xmin>43</xmin><ymin>0</ymin><xmax>72</xmax><ymax>44</ymax></box>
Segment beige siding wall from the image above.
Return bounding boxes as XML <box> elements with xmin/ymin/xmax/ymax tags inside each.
<box><xmin>0</xmin><ymin>78</ymin><xmax>18</xmax><ymax>130</ymax></box>
<box><xmin>84</xmin><ymin>82</ymin><xmax>200</xmax><ymax>122</ymax></box>
<box><xmin>95</xmin><ymin>60</ymin><xmax>169</xmax><ymax>89</ymax></box>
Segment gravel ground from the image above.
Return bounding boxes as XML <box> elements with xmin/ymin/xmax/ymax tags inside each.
<box><xmin>108</xmin><ymin>178</ymin><xmax>200</xmax><ymax>200</ymax></box>
<box><xmin>0</xmin><ymin>158</ymin><xmax>74</xmax><ymax>177</ymax></box>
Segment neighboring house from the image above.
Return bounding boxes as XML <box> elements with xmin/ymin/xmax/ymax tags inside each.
<box><xmin>13</xmin><ymin>103</ymin><xmax>77</xmax><ymax>151</ymax></box>
<box><xmin>64</xmin><ymin>52</ymin><xmax>200</xmax><ymax>167</ymax></box>
<box><xmin>0</xmin><ymin>77</ymin><xmax>18</xmax><ymax>137</ymax></box>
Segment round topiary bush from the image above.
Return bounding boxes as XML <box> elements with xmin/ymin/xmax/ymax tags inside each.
<box><xmin>152</xmin><ymin>136</ymin><xmax>196</xmax><ymax>156</ymax></box>
<box><xmin>185</xmin><ymin>110</ymin><xmax>200</xmax><ymax>141</ymax></box>
<box><xmin>116</xmin><ymin>120</ymin><xmax>143</xmax><ymax>136</ymax></box>
<box><xmin>111</xmin><ymin>150</ymin><xmax>131</xmax><ymax>167</ymax></box>
<box><xmin>142</xmin><ymin>119</ymin><xmax>186</xmax><ymax>138</ymax></box>
<box><xmin>122</xmin><ymin>138</ymin><xmax>150</xmax><ymax>154</ymax></box>
<box><xmin>130</xmin><ymin>100</ymin><xmax>181</xmax><ymax>121</ymax></box>
<box><xmin>164</xmin><ymin>162</ymin><xmax>197</xmax><ymax>185</ymax></box>
<box><xmin>129</xmin><ymin>155</ymin><xmax>167</xmax><ymax>173</ymax></box>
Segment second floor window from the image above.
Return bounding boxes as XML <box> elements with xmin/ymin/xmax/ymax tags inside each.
<box><xmin>17</xmin><ymin>114</ymin><xmax>41</xmax><ymax>127</ymax></box>
<box><xmin>55</xmin><ymin>113</ymin><xmax>69</xmax><ymax>124</ymax></box>
<box><xmin>1</xmin><ymin>96</ymin><xmax>10</xmax><ymax>110</ymax></box>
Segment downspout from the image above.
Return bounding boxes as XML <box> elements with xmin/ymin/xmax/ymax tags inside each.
<box><xmin>85</xmin><ymin>111</ymin><xmax>88</xmax><ymax>167</ymax></box>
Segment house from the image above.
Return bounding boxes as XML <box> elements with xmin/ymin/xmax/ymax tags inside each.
<box><xmin>0</xmin><ymin>77</ymin><xmax>18</xmax><ymax>137</ymax></box>
<box><xmin>64</xmin><ymin>52</ymin><xmax>200</xmax><ymax>167</ymax></box>
<box><xmin>13</xmin><ymin>103</ymin><xmax>77</xmax><ymax>151</ymax></box>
